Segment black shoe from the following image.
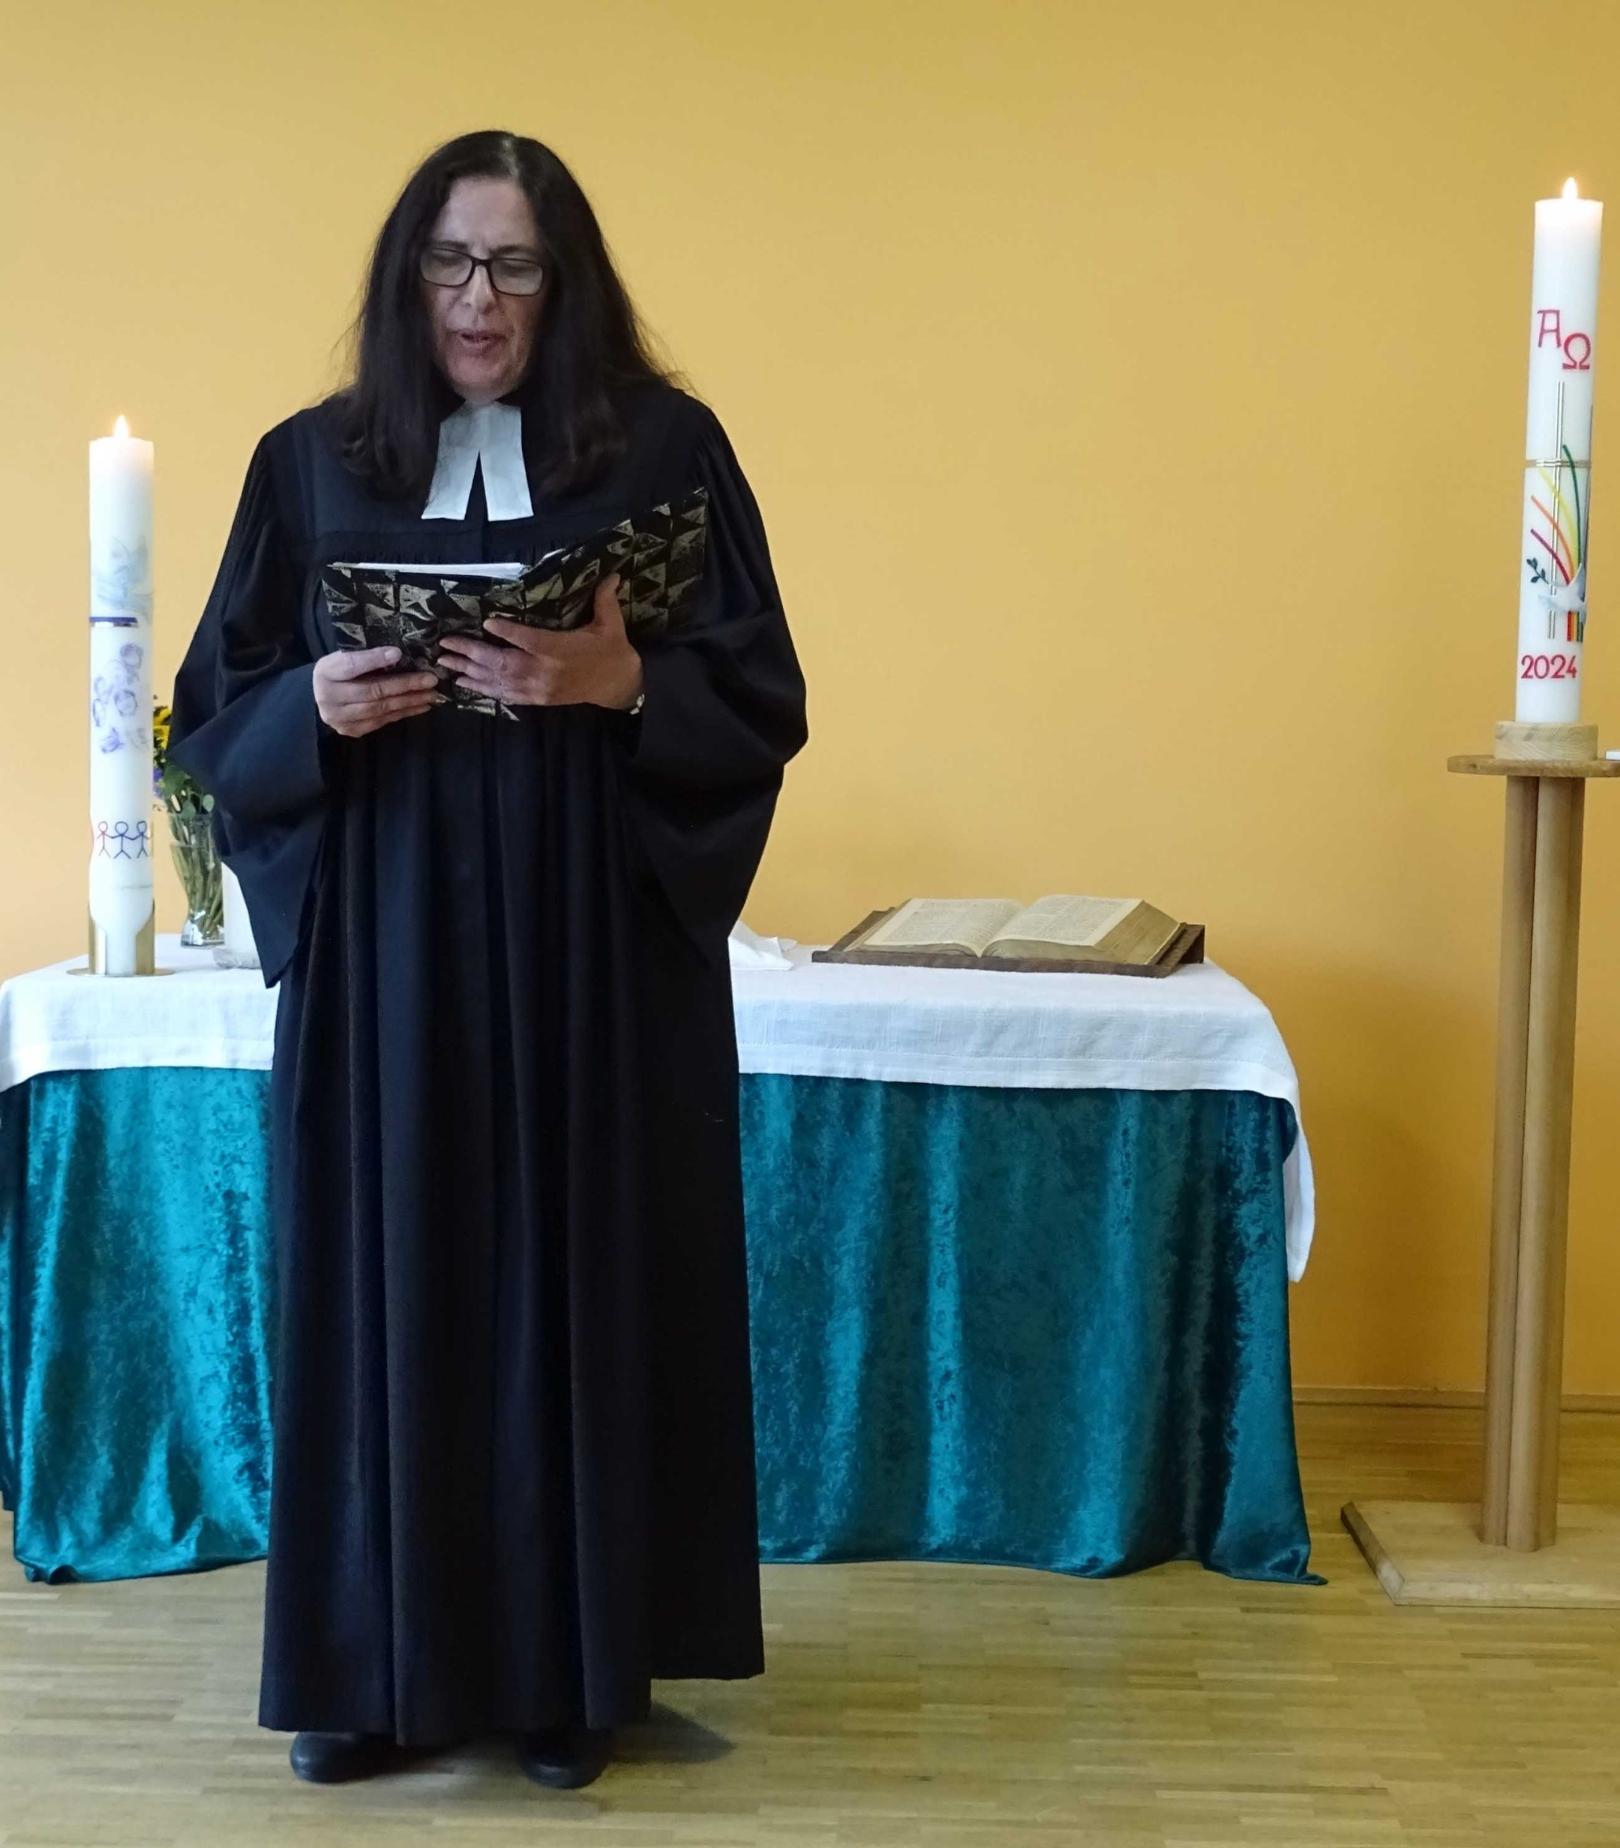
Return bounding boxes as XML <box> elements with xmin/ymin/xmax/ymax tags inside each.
<box><xmin>516</xmin><ymin>1723</ymin><xmax>615</xmax><ymax>1789</ymax></box>
<box><xmin>289</xmin><ymin>1730</ymin><xmax>406</xmax><ymax>1783</ymax></box>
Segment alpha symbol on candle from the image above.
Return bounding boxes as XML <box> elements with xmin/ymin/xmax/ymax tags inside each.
<box><xmin>1537</xmin><ymin>308</ymin><xmax>1563</xmax><ymax>347</ymax></box>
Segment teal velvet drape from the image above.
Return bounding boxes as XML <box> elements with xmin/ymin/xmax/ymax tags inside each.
<box><xmin>1</xmin><ymin>1066</ymin><xmax>1315</xmax><ymax>1587</ymax></box>
<box><xmin>0</xmin><ymin>1068</ymin><xmax>275</xmax><ymax>1580</ymax></box>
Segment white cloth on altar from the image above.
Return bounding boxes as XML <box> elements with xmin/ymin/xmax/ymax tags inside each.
<box><xmin>726</xmin><ymin>920</ymin><xmax>794</xmax><ymax>969</ymax></box>
<box><xmin>421</xmin><ymin>398</ymin><xmax>533</xmax><ymax>521</ymax></box>
<box><xmin>0</xmin><ymin>940</ymin><xmax>281</xmax><ymax>1090</ymax></box>
<box><xmin>0</xmin><ymin>932</ymin><xmax>1315</xmax><ymax>1279</ymax></box>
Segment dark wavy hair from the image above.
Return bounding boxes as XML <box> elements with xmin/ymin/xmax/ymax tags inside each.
<box><xmin>326</xmin><ymin>129</ymin><xmax>691</xmax><ymax>502</ymax></box>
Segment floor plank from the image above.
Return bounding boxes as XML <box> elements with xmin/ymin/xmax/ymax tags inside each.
<box><xmin>2</xmin><ymin>1405</ymin><xmax>1618</xmax><ymax>1846</ymax></box>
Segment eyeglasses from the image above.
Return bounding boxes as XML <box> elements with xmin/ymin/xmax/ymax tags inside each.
<box><xmin>418</xmin><ymin>244</ymin><xmax>546</xmax><ymax>297</ymax></box>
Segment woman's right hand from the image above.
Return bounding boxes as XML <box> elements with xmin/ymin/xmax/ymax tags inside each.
<box><xmin>313</xmin><ymin>647</ymin><xmax>441</xmax><ymax>737</ymax></box>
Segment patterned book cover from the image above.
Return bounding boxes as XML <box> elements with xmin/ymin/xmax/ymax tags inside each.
<box><xmin>317</xmin><ymin>484</ymin><xmax>708</xmax><ymax>720</ymax></box>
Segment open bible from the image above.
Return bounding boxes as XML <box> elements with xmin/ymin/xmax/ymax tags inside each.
<box><xmin>317</xmin><ymin>484</ymin><xmax>708</xmax><ymax>720</ymax></box>
<box><xmin>812</xmin><ymin>895</ymin><xmax>1204</xmax><ymax>977</ymax></box>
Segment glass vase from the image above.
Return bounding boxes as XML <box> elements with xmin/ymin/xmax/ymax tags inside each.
<box><xmin>167</xmin><ymin>805</ymin><xmax>223</xmax><ymax>947</ymax></box>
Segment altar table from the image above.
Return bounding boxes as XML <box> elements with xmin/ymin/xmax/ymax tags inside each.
<box><xmin>0</xmin><ymin>936</ymin><xmax>1319</xmax><ymax>1588</ymax></box>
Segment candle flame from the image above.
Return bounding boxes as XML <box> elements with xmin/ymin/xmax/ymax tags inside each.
<box><xmin>113</xmin><ymin>415</ymin><xmax>130</xmax><ymax>439</ymax></box>
<box><xmin>1564</xmin><ymin>177</ymin><xmax>1579</xmax><ymax>200</ymax></box>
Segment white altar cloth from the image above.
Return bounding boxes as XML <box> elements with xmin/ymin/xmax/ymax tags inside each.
<box><xmin>0</xmin><ymin>933</ymin><xmax>1315</xmax><ymax>1278</ymax></box>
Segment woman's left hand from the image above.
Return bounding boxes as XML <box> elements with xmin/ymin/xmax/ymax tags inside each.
<box><xmin>435</xmin><ymin>572</ymin><xmax>645</xmax><ymax>710</ymax></box>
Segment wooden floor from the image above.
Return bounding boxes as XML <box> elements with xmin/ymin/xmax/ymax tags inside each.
<box><xmin>3</xmin><ymin>1405</ymin><xmax>1619</xmax><ymax>1847</ymax></box>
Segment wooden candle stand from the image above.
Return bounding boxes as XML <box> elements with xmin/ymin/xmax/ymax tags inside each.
<box><xmin>1343</xmin><ymin>734</ymin><xmax>1620</xmax><ymax>1605</ymax></box>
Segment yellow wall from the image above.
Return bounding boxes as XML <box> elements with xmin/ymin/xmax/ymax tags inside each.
<box><xmin>7</xmin><ymin>0</ymin><xmax>1620</xmax><ymax>1393</ymax></box>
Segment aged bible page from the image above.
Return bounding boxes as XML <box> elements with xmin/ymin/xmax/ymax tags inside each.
<box><xmin>986</xmin><ymin>895</ymin><xmax>1137</xmax><ymax>950</ymax></box>
<box><xmin>860</xmin><ymin>898</ymin><xmax>1021</xmax><ymax>956</ymax></box>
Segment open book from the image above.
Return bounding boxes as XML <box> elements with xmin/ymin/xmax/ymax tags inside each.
<box><xmin>828</xmin><ymin>895</ymin><xmax>1192</xmax><ymax>971</ymax></box>
<box><xmin>317</xmin><ymin>484</ymin><xmax>708</xmax><ymax>720</ymax></box>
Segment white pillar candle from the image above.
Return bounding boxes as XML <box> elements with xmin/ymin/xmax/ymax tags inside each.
<box><xmin>1517</xmin><ymin>179</ymin><xmax>1603</xmax><ymax>723</ymax></box>
<box><xmin>216</xmin><ymin>863</ymin><xmax>261</xmax><ymax>969</ymax></box>
<box><xmin>88</xmin><ymin>415</ymin><xmax>155</xmax><ymax>974</ymax></box>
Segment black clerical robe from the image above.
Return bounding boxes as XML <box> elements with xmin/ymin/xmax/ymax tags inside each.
<box><xmin>167</xmin><ymin>378</ymin><xmax>808</xmax><ymax>1744</ymax></box>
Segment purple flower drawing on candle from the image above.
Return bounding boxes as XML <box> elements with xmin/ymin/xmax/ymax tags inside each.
<box><xmin>90</xmin><ymin>638</ymin><xmax>145</xmax><ymax>751</ymax></box>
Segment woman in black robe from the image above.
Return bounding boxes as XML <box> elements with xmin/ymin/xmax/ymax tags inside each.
<box><xmin>167</xmin><ymin>128</ymin><xmax>808</xmax><ymax>1788</ymax></box>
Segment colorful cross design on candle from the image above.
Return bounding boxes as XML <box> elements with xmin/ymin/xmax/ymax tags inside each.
<box><xmin>1527</xmin><ymin>441</ymin><xmax>1587</xmax><ymax>643</ymax></box>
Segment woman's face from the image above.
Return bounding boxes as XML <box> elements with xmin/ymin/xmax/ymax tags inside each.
<box><xmin>419</xmin><ymin>176</ymin><xmax>546</xmax><ymax>404</ymax></box>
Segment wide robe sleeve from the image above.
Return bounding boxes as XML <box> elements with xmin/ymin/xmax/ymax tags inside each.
<box><xmin>612</xmin><ymin>404</ymin><xmax>809</xmax><ymax>968</ymax></box>
<box><xmin>166</xmin><ymin>433</ymin><xmax>331</xmax><ymax>988</ymax></box>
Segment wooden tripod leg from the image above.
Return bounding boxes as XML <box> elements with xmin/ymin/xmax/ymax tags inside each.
<box><xmin>1482</xmin><ymin>776</ymin><xmax>1537</xmax><ymax>1545</ymax></box>
<box><xmin>1506</xmin><ymin>776</ymin><xmax>1585</xmax><ymax>1550</ymax></box>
